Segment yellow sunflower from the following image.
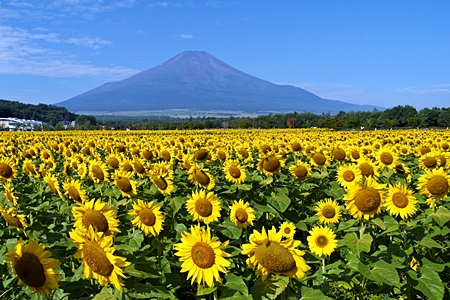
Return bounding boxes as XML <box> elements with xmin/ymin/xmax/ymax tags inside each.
<box><xmin>223</xmin><ymin>160</ymin><xmax>247</xmax><ymax>184</ymax></box>
<box><xmin>3</xmin><ymin>182</ymin><xmax>19</xmax><ymax>205</ymax></box>
<box><xmin>128</xmin><ymin>199</ymin><xmax>164</xmax><ymax>236</ymax></box>
<box><xmin>188</xmin><ymin>164</ymin><xmax>216</xmax><ymax>190</ymax></box>
<box><xmin>106</xmin><ymin>154</ymin><xmax>121</xmax><ymax>170</ymax></box>
<box><xmin>44</xmin><ymin>173</ymin><xmax>64</xmax><ymax>200</ymax></box>
<box><xmin>241</xmin><ymin>226</ymin><xmax>310</xmax><ymax>281</ymax></box>
<box><xmin>174</xmin><ymin>225</ymin><xmax>231</xmax><ymax>287</ymax></box>
<box><xmin>229</xmin><ymin>199</ymin><xmax>256</xmax><ymax>228</ymax></box>
<box><xmin>376</xmin><ymin>146</ymin><xmax>398</xmax><ymax>169</ymax></box>
<box><xmin>112</xmin><ymin>170</ymin><xmax>137</xmax><ymax>198</ymax></box>
<box><xmin>279</xmin><ymin>221</ymin><xmax>296</xmax><ymax>239</ymax></box>
<box><xmin>385</xmin><ymin>183</ymin><xmax>417</xmax><ymax>219</ymax></box>
<box><xmin>417</xmin><ymin>167</ymin><xmax>450</xmax><ymax>200</ymax></box>
<box><xmin>307</xmin><ymin>226</ymin><xmax>338</xmax><ymax>257</ymax></box>
<box><xmin>257</xmin><ymin>151</ymin><xmax>285</xmax><ymax>176</ymax></box>
<box><xmin>331</xmin><ymin>147</ymin><xmax>347</xmax><ymax>162</ymax></box>
<box><xmin>0</xmin><ymin>205</ymin><xmax>28</xmax><ymax>232</ymax></box>
<box><xmin>77</xmin><ymin>162</ymin><xmax>88</xmax><ymax>179</ymax></box>
<box><xmin>150</xmin><ymin>163</ymin><xmax>175</xmax><ymax>195</ymax></box>
<box><xmin>314</xmin><ymin>199</ymin><xmax>342</xmax><ymax>224</ymax></box>
<box><xmin>63</xmin><ymin>179</ymin><xmax>88</xmax><ymax>203</ymax></box>
<box><xmin>132</xmin><ymin>157</ymin><xmax>147</xmax><ymax>178</ymax></box>
<box><xmin>186</xmin><ymin>190</ymin><xmax>221</xmax><ymax>225</ymax></box>
<box><xmin>4</xmin><ymin>238</ymin><xmax>60</xmax><ymax>297</ymax></box>
<box><xmin>72</xmin><ymin>199</ymin><xmax>120</xmax><ymax>235</ymax></box>
<box><xmin>88</xmin><ymin>160</ymin><xmax>109</xmax><ymax>183</ymax></box>
<box><xmin>309</xmin><ymin>151</ymin><xmax>330</xmax><ymax>168</ymax></box>
<box><xmin>343</xmin><ymin>177</ymin><xmax>387</xmax><ymax>220</ymax></box>
<box><xmin>23</xmin><ymin>159</ymin><xmax>40</xmax><ymax>178</ymax></box>
<box><xmin>0</xmin><ymin>157</ymin><xmax>17</xmax><ymax>181</ymax></box>
<box><xmin>289</xmin><ymin>160</ymin><xmax>312</xmax><ymax>180</ymax></box>
<box><xmin>357</xmin><ymin>158</ymin><xmax>380</xmax><ymax>178</ymax></box>
<box><xmin>69</xmin><ymin>226</ymin><xmax>130</xmax><ymax>290</ymax></box>
<box><xmin>336</xmin><ymin>164</ymin><xmax>363</xmax><ymax>189</ymax></box>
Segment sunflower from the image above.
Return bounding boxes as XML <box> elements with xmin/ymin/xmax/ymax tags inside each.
<box><xmin>357</xmin><ymin>158</ymin><xmax>380</xmax><ymax>178</ymax></box>
<box><xmin>69</xmin><ymin>226</ymin><xmax>130</xmax><ymax>290</ymax></box>
<box><xmin>63</xmin><ymin>179</ymin><xmax>88</xmax><ymax>203</ymax></box>
<box><xmin>314</xmin><ymin>199</ymin><xmax>342</xmax><ymax>224</ymax></box>
<box><xmin>376</xmin><ymin>146</ymin><xmax>398</xmax><ymax>169</ymax></box>
<box><xmin>417</xmin><ymin>167</ymin><xmax>450</xmax><ymax>200</ymax></box>
<box><xmin>188</xmin><ymin>164</ymin><xmax>216</xmax><ymax>190</ymax></box>
<box><xmin>223</xmin><ymin>160</ymin><xmax>247</xmax><ymax>184</ymax></box>
<box><xmin>73</xmin><ymin>199</ymin><xmax>120</xmax><ymax>235</ymax></box>
<box><xmin>309</xmin><ymin>151</ymin><xmax>330</xmax><ymax>168</ymax></box>
<box><xmin>279</xmin><ymin>222</ymin><xmax>296</xmax><ymax>239</ymax></box>
<box><xmin>77</xmin><ymin>162</ymin><xmax>88</xmax><ymax>179</ymax></box>
<box><xmin>106</xmin><ymin>154</ymin><xmax>121</xmax><ymax>170</ymax></box>
<box><xmin>4</xmin><ymin>238</ymin><xmax>60</xmax><ymax>297</ymax></box>
<box><xmin>186</xmin><ymin>190</ymin><xmax>221</xmax><ymax>225</ymax></box>
<box><xmin>23</xmin><ymin>159</ymin><xmax>40</xmax><ymax>178</ymax></box>
<box><xmin>418</xmin><ymin>152</ymin><xmax>440</xmax><ymax>170</ymax></box>
<box><xmin>257</xmin><ymin>151</ymin><xmax>285</xmax><ymax>176</ymax></box>
<box><xmin>44</xmin><ymin>173</ymin><xmax>64</xmax><ymax>200</ymax></box>
<box><xmin>88</xmin><ymin>160</ymin><xmax>109</xmax><ymax>183</ymax></box>
<box><xmin>343</xmin><ymin>177</ymin><xmax>387</xmax><ymax>220</ymax></box>
<box><xmin>150</xmin><ymin>163</ymin><xmax>175</xmax><ymax>195</ymax></box>
<box><xmin>241</xmin><ymin>226</ymin><xmax>310</xmax><ymax>281</ymax></box>
<box><xmin>307</xmin><ymin>226</ymin><xmax>338</xmax><ymax>257</ymax></box>
<box><xmin>174</xmin><ymin>225</ymin><xmax>231</xmax><ymax>287</ymax></box>
<box><xmin>128</xmin><ymin>199</ymin><xmax>164</xmax><ymax>236</ymax></box>
<box><xmin>229</xmin><ymin>199</ymin><xmax>256</xmax><ymax>228</ymax></box>
<box><xmin>3</xmin><ymin>182</ymin><xmax>19</xmax><ymax>205</ymax></box>
<box><xmin>331</xmin><ymin>147</ymin><xmax>347</xmax><ymax>162</ymax></box>
<box><xmin>216</xmin><ymin>148</ymin><xmax>228</xmax><ymax>162</ymax></box>
<box><xmin>393</xmin><ymin>162</ymin><xmax>411</xmax><ymax>180</ymax></box>
<box><xmin>132</xmin><ymin>157</ymin><xmax>147</xmax><ymax>178</ymax></box>
<box><xmin>385</xmin><ymin>183</ymin><xmax>417</xmax><ymax>219</ymax></box>
<box><xmin>112</xmin><ymin>170</ymin><xmax>137</xmax><ymax>198</ymax></box>
<box><xmin>336</xmin><ymin>164</ymin><xmax>363</xmax><ymax>189</ymax></box>
<box><xmin>0</xmin><ymin>206</ymin><xmax>29</xmax><ymax>232</ymax></box>
<box><xmin>288</xmin><ymin>160</ymin><xmax>311</xmax><ymax>180</ymax></box>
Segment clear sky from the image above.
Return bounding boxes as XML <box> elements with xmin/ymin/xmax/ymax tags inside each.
<box><xmin>1</xmin><ymin>1</ymin><xmax>449</xmax><ymax>110</ymax></box>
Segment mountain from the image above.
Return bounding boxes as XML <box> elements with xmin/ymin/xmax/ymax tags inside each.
<box><xmin>56</xmin><ymin>51</ymin><xmax>381</xmax><ymax>116</ymax></box>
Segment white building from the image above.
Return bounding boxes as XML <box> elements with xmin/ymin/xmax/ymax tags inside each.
<box><xmin>0</xmin><ymin>118</ymin><xmax>45</xmax><ymax>131</ymax></box>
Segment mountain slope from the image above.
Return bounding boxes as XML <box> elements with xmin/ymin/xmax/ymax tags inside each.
<box><xmin>56</xmin><ymin>51</ymin><xmax>380</xmax><ymax>114</ymax></box>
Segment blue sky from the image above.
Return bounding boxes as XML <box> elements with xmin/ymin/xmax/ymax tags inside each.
<box><xmin>1</xmin><ymin>1</ymin><xmax>449</xmax><ymax>110</ymax></box>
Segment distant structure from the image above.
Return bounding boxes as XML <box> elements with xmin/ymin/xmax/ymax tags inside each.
<box><xmin>0</xmin><ymin>118</ymin><xmax>45</xmax><ymax>131</ymax></box>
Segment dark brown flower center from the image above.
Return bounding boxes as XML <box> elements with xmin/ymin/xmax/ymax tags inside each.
<box><xmin>139</xmin><ymin>208</ymin><xmax>156</xmax><ymax>226</ymax></box>
<box><xmin>420</xmin><ymin>146</ymin><xmax>431</xmax><ymax>155</ymax></box>
<box><xmin>343</xmin><ymin>170</ymin><xmax>355</xmax><ymax>182</ymax></box>
<box><xmin>427</xmin><ymin>175</ymin><xmax>449</xmax><ymax>196</ymax></box>
<box><xmin>194</xmin><ymin>169</ymin><xmax>210</xmax><ymax>186</ymax></box>
<box><xmin>359</xmin><ymin>163</ymin><xmax>374</xmax><ymax>177</ymax></box>
<box><xmin>316</xmin><ymin>235</ymin><xmax>328</xmax><ymax>247</ymax></box>
<box><xmin>392</xmin><ymin>192</ymin><xmax>409</xmax><ymax>208</ymax></box>
<box><xmin>380</xmin><ymin>152</ymin><xmax>393</xmax><ymax>165</ymax></box>
<box><xmin>321</xmin><ymin>206</ymin><xmax>336</xmax><ymax>218</ymax></box>
<box><xmin>228</xmin><ymin>166</ymin><xmax>241</xmax><ymax>179</ymax></box>
<box><xmin>82</xmin><ymin>209</ymin><xmax>109</xmax><ymax>232</ymax></box>
<box><xmin>133</xmin><ymin>161</ymin><xmax>145</xmax><ymax>174</ymax></box>
<box><xmin>254</xmin><ymin>241</ymin><xmax>296</xmax><ymax>273</ymax></box>
<box><xmin>238</xmin><ymin>148</ymin><xmax>249</xmax><ymax>159</ymax></box>
<box><xmin>217</xmin><ymin>150</ymin><xmax>226</xmax><ymax>161</ymax></box>
<box><xmin>0</xmin><ymin>162</ymin><xmax>14</xmax><ymax>179</ymax></box>
<box><xmin>161</xmin><ymin>150</ymin><xmax>171</xmax><ymax>162</ymax></box>
<box><xmin>260</xmin><ymin>145</ymin><xmax>271</xmax><ymax>154</ymax></box>
<box><xmin>291</xmin><ymin>142</ymin><xmax>302</xmax><ymax>152</ymax></box>
<box><xmin>82</xmin><ymin>241</ymin><xmax>114</xmax><ymax>277</ymax></box>
<box><xmin>116</xmin><ymin>177</ymin><xmax>132</xmax><ymax>193</ymax></box>
<box><xmin>191</xmin><ymin>242</ymin><xmax>215</xmax><ymax>269</ymax></box>
<box><xmin>142</xmin><ymin>150</ymin><xmax>153</xmax><ymax>160</ymax></box>
<box><xmin>351</xmin><ymin>150</ymin><xmax>360</xmax><ymax>159</ymax></box>
<box><xmin>195</xmin><ymin>199</ymin><xmax>213</xmax><ymax>217</ymax></box>
<box><xmin>333</xmin><ymin>149</ymin><xmax>346</xmax><ymax>161</ymax></box>
<box><xmin>263</xmin><ymin>156</ymin><xmax>280</xmax><ymax>172</ymax></box>
<box><xmin>14</xmin><ymin>253</ymin><xmax>46</xmax><ymax>288</ymax></box>
<box><xmin>313</xmin><ymin>153</ymin><xmax>326</xmax><ymax>166</ymax></box>
<box><xmin>68</xmin><ymin>186</ymin><xmax>82</xmax><ymax>202</ymax></box>
<box><xmin>91</xmin><ymin>165</ymin><xmax>104</xmax><ymax>181</ymax></box>
<box><xmin>423</xmin><ymin>157</ymin><xmax>437</xmax><ymax>168</ymax></box>
<box><xmin>153</xmin><ymin>176</ymin><xmax>168</xmax><ymax>190</ymax></box>
<box><xmin>107</xmin><ymin>157</ymin><xmax>120</xmax><ymax>169</ymax></box>
<box><xmin>194</xmin><ymin>149</ymin><xmax>209</xmax><ymax>161</ymax></box>
<box><xmin>293</xmin><ymin>165</ymin><xmax>308</xmax><ymax>178</ymax></box>
<box><xmin>354</xmin><ymin>187</ymin><xmax>381</xmax><ymax>213</ymax></box>
<box><xmin>235</xmin><ymin>208</ymin><xmax>248</xmax><ymax>223</ymax></box>
<box><xmin>121</xmin><ymin>162</ymin><xmax>134</xmax><ymax>172</ymax></box>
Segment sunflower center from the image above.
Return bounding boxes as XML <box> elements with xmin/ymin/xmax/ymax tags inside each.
<box><xmin>392</xmin><ymin>192</ymin><xmax>409</xmax><ymax>208</ymax></box>
<box><xmin>359</xmin><ymin>163</ymin><xmax>374</xmax><ymax>177</ymax></box>
<box><xmin>116</xmin><ymin>177</ymin><xmax>132</xmax><ymax>192</ymax></box>
<box><xmin>427</xmin><ymin>176</ymin><xmax>449</xmax><ymax>196</ymax></box>
<box><xmin>82</xmin><ymin>241</ymin><xmax>114</xmax><ymax>277</ymax></box>
<box><xmin>195</xmin><ymin>199</ymin><xmax>213</xmax><ymax>217</ymax></box>
<box><xmin>139</xmin><ymin>208</ymin><xmax>156</xmax><ymax>226</ymax></box>
<box><xmin>283</xmin><ymin>227</ymin><xmax>292</xmax><ymax>235</ymax></box>
<box><xmin>351</xmin><ymin>150</ymin><xmax>360</xmax><ymax>160</ymax></box>
<box><xmin>343</xmin><ymin>170</ymin><xmax>355</xmax><ymax>182</ymax></box>
<box><xmin>68</xmin><ymin>186</ymin><xmax>82</xmax><ymax>202</ymax></box>
<box><xmin>316</xmin><ymin>235</ymin><xmax>329</xmax><ymax>248</ymax></box>
<box><xmin>217</xmin><ymin>150</ymin><xmax>226</xmax><ymax>161</ymax></box>
<box><xmin>153</xmin><ymin>176</ymin><xmax>168</xmax><ymax>190</ymax></box>
<box><xmin>438</xmin><ymin>155</ymin><xmax>446</xmax><ymax>167</ymax></box>
<box><xmin>254</xmin><ymin>241</ymin><xmax>296</xmax><ymax>274</ymax></box>
<box><xmin>313</xmin><ymin>153</ymin><xmax>326</xmax><ymax>166</ymax></box>
<box><xmin>260</xmin><ymin>145</ymin><xmax>271</xmax><ymax>153</ymax></box>
<box><xmin>293</xmin><ymin>165</ymin><xmax>308</xmax><ymax>178</ymax></box>
<box><xmin>122</xmin><ymin>162</ymin><xmax>134</xmax><ymax>172</ymax></box>
<box><xmin>321</xmin><ymin>206</ymin><xmax>336</xmax><ymax>218</ymax></box>
<box><xmin>291</xmin><ymin>142</ymin><xmax>302</xmax><ymax>152</ymax></box>
<box><xmin>263</xmin><ymin>156</ymin><xmax>280</xmax><ymax>172</ymax></box>
<box><xmin>333</xmin><ymin>149</ymin><xmax>346</xmax><ymax>161</ymax></box>
<box><xmin>2</xmin><ymin>212</ymin><xmax>23</xmax><ymax>229</ymax></box>
<box><xmin>235</xmin><ymin>208</ymin><xmax>248</xmax><ymax>223</ymax></box>
<box><xmin>191</xmin><ymin>242</ymin><xmax>215</xmax><ymax>269</ymax></box>
<box><xmin>161</xmin><ymin>150</ymin><xmax>171</xmax><ymax>162</ymax></box>
<box><xmin>238</xmin><ymin>148</ymin><xmax>249</xmax><ymax>158</ymax></box>
<box><xmin>133</xmin><ymin>161</ymin><xmax>145</xmax><ymax>174</ymax></box>
<box><xmin>423</xmin><ymin>157</ymin><xmax>437</xmax><ymax>168</ymax></box>
<box><xmin>228</xmin><ymin>166</ymin><xmax>241</xmax><ymax>179</ymax></box>
<box><xmin>354</xmin><ymin>187</ymin><xmax>381</xmax><ymax>213</ymax></box>
<box><xmin>380</xmin><ymin>152</ymin><xmax>394</xmax><ymax>165</ymax></box>
<box><xmin>14</xmin><ymin>253</ymin><xmax>46</xmax><ymax>288</ymax></box>
<box><xmin>82</xmin><ymin>209</ymin><xmax>109</xmax><ymax>232</ymax></box>
<box><xmin>194</xmin><ymin>149</ymin><xmax>208</xmax><ymax>161</ymax></box>
<box><xmin>91</xmin><ymin>165</ymin><xmax>104</xmax><ymax>181</ymax></box>
<box><xmin>194</xmin><ymin>169</ymin><xmax>210</xmax><ymax>186</ymax></box>
<box><xmin>420</xmin><ymin>146</ymin><xmax>431</xmax><ymax>155</ymax></box>
<box><xmin>142</xmin><ymin>150</ymin><xmax>153</xmax><ymax>160</ymax></box>
<box><xmin>107</xmin><ymin>157</ymin><xmax>120</xmax><ymax>169</ymax></box>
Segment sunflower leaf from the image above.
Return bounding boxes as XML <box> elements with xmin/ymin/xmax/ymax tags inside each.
<box><xmin>358</xmin><ymin>260</ymin><xmax>400</xmax><ymax>287</ymax></box>
<box><xmin>343</xmin><ymin>232</ymin><xmax>372</xmax><ymax>255</ymax></box>
<box><xmin>218</xmin><ymin>219</ymin><xmax>242</xmax><ymax>239</ymax></box>
<box><xmin>220</xmin><ymin>273</ymin><xmax>249</xmax><ymax>296</ymax></box>
<box><xmin>419</xmin><ymin>236</ymin><xmax>444</xmax><ymax>249</ymax></box>
<box><xmin>429</xmin><ymin>207</ymin><xmax>450</xmax><ymax>226</ymax></box>
<box><xmin>266</xmin><ymin>191</ymin><xmax>291</xmax><ymax>213</ymax></box>
<box><xmin>251</xmin><ymin>275</ymin><xmax>289</xmax><ymax>300</ymax></box>
<box><xmin>415</xmin><ymin>267</ymin><xmax>445</xmax><ymax>300</ymax></box>
<box><xmin>300</xmin><ymin>286</ymin><xmax>333</xmax><ymax>300</ymax></box>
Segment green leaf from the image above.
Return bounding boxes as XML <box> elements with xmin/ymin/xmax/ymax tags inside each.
<box><xmin>251</xmin><ymin>276</ymin><xmax>289</xmax><ymax>300</ymax></box>
<box><xmin>197</xmin><ymin>285</ymin><xmax>216</xmax><ymax>296</ymax></box>
<box><xmin>371</xmin><ymin>218</ymin><xmax>386</xmax><ymax>230</ymax></box>
<box><xmin>219</xmin><ymin>219</ymin><xmax>242</xmax><ymax>239</ymax></box>
<box><xmin>343</xmin><ymin>232</ymin><xmax>372</xmax><ymax>254</ymax></box>
<box><xmin>419</xmin><ymin>236</ymin><xmax>443</xmax><ymax>249</ymax></box>
<box><xmin>259</xmin><ymin>176</ymin><xmax>273</xmax><ymax>186</ymax></box>
<box><xmin>266</xmin><ymin>191</ymin><xmax>291</xmax><ymax>212</ymax></box>
<box><xmin>238</xmin><ymin>183</ymin><xmax>253</xmax><ymax>191</ymax></box>
<box><xmin>300</xmin><ymin>286</ymin><xmax>333</xmax><ymax>300</ymax></box>
<box><xmin>131</xmin><ymin>283</ymin><xmax>175</xmax><ymax>299</ymax></box>
<box><xmin>169</xmin><ymin>196</ymin><xmax>185</xmax><ymax>215</ymax></box>
<box><xmin>128</xmin><ymin>230</ymin><xmax>144</xmax><ymax>251</ymax></box>
<box><xmin>358</xmin><ymin>260</ymin><xmax>400</xmax><ymax>287</ymax></box>
<box><xmin>416</xmin><ymin>267</ymin><xmax>445</xmax><ymax>300</ymax></box>
<box><xmin>429</xmin><ymin>207</ymin><xmax>450</xmax><ymax>226</ymax></box>
<box><xmin>220</xmin><ymin>273</ymin><xmax>249</xmax><ymax>296</ymax></box>
<box><xmin>336</xmin><ymin>219</ymin><xmax>358</xmax><ymax>232</ymax></box>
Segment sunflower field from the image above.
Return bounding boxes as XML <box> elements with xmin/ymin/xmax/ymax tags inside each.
<box><xmin>1</xmin><ymin>128</ymin><xmax>450</xmax><ymax>299</ymax></box>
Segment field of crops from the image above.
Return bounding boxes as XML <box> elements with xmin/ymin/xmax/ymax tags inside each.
<box><xmin>1</xmin><ymin>128</ymin><xmax>450</xmax><ymax>299</ymax></box>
